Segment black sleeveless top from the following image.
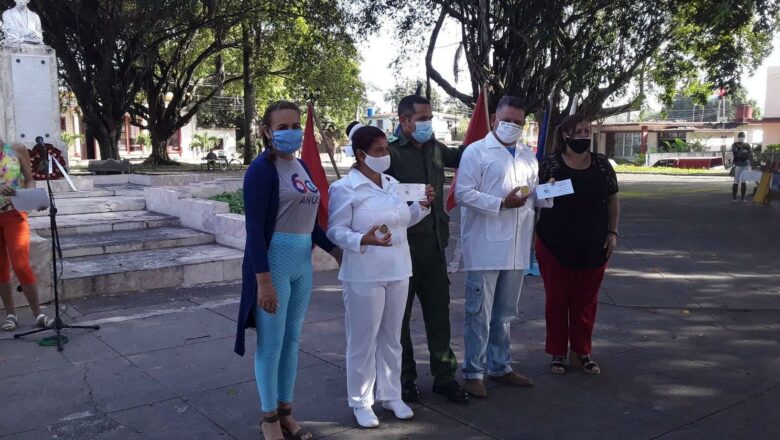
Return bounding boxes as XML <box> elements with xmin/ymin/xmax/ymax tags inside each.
<box><xmin>536</xmin><ymin>152</ymin><xmax>619</xmax><ymax>269</ymax></box>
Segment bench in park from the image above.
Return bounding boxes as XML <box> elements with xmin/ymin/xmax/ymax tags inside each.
<box><xmin>87</xmin><ymin>159</ymin><xmax>132</xmax><ymax>175</ymax></box>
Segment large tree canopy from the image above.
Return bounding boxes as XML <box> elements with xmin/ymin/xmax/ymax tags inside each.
<box><xmin>29</xmin><ymin>0</ymin><xmax>191</xmax><ymax>159</ymax></box>
<box><xmin>353</xmin><ymin>0</ymin><xmax>779</xmax><ymax>128</ymax></box>
<box><xmin>224</xmin><ymin>0</ymin><xmax>364</xmax><ymax>162</ymax></box>
<box><xmin>130</xmin><ymin>0</ymin><xmax>249</xmax><ymax>165</ymax></box>
<box><xmin>18</xmin><ymin>0</ymin><xmax>363</xmax><ymax>161</ymax></box>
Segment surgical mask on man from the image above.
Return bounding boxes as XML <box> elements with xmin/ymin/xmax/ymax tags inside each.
<box><xmin>271</xmin><ymin>129</ymin><xmax>304</xmax><ymax>154</ymax></box>
<box><xmin>411</xmin><ymin>120</ymin><xmax>433</xmax><ymax>143</ymax></box>
<box><xmin>362</xmin><ymin>152</ymin><xmax>391</xmax><ymax>174</ymax></box>
<box><xmin>495</xmin><ymin>121</ymin><xmax>523</xmax><ymax>145</ymax></box>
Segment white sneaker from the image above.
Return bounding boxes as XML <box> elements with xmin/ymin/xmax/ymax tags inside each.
<box><xmin>353</xmin><ymin>406</ymin><xmax>379</xmax><ymax>428</ymax></box>
<box><xmin>381</xmin><ymin>399</ymin><xmax>414</xmax><ymax>420</ymax></box>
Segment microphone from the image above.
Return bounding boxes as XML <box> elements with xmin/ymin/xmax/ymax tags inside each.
<box><xmin>35</xmin><ymin>144</ymin><xmax>50</xmax><ymax>173</ymax></box>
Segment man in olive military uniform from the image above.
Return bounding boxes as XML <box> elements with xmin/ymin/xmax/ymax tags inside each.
<box><xmin>386</xmin><ymin>95</ymin><xmax>469</xmax><ymax>404</ymax></box>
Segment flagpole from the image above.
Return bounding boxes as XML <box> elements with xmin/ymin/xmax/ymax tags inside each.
<box><xmin>482</xmin><ymin>83</ymin><xmax>490</xmax><ymax>129</ymax></box>
<box><xmin>309</xmin><ymin>102</ymin><xmax>342</xmax><ymax>180</ymax></box>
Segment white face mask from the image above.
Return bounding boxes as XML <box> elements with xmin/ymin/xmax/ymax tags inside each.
<box><xmin>495</xmin><ymin>121</ymin><xmax>523</xmax><ymax>145</ymax></box>
<box><xmin>363</xmin><ymin>153</ymin><xmax>391</xmax><ymax>174</ymax></box>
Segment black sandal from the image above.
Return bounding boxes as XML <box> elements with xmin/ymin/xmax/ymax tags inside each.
<box><xmin>570</xmin><ymin>353</ymin><xmax>601</xmax><ymax>375</ymax></box>
<box><xmin>261</xmin><ymin>414</ymin><xmax>284</xmax><ymax>440</ymax></box>
<box><xmin>277</xmin><ymin>407</ymin><xmax>313</xmax><ymax>440</ymax></box>
<box><xmin>550</xmin><ymin>356</ymin><xmax>566</xmax><ymax>375</ymax></box>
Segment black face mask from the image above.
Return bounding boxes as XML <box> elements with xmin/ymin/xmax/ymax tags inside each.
<box><xmin>565</xmin><ymin>137</ymin><xmax>591</xmax><ymax>154</ymax></box>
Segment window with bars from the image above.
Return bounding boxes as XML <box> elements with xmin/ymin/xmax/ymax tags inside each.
<box><xmin>614</xmin><ymin>132</ymin><xmax>642</xmax><ymax>159</ymax></box>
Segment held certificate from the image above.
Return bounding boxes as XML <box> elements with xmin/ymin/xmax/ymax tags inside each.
<box><xmin>10</xmin><ymin>188</ymin><xmax>49</xmax><ymax>211</ymax></box>
<box><xmin>397</xmin><ymin>184</ymin><xmax>427</xmax><ymax>202</ymax></box>
<box><xmin>535</xmin><ymin>179</ymin><xmax>574</xmax><ymax>199</ymax></box>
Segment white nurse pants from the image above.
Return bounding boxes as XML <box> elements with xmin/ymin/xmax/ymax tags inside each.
<box><xmin>343</xmin><ymin>279</ymin><xmax>409</xmax><ymax>408</ymax></box>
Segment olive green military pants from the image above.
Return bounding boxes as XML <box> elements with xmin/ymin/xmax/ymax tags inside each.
<box><xmin>400</xmin><ymin>232</ymin><xmax>458</xmax><ymax>386</ymax></box>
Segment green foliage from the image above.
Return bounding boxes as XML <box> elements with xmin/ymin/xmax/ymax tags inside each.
<box><xmin>35</xmin><ymin>0</ymin><xmax>220</xmax><ymax>160</ymax></box>
<box><xmin>384</xmin><ymin>79</ymin><xmax>444</xmax><ymax>112</ymax></box>
<box><xmin>453</xmin><ymin>118</ymin><xmax>470</xmax><ymax>142</ymax></box>
<box><xmin>352</xmin><ymin>0</ymin><xmax>779</xmax><ymax>129</ymax></box>
<box><xmin>60</xmin><ymin>132</ymin><xmax>84</xmax><ymax>148</ymax></box>
<box><xmin>218</xmin><ymin>1</ymin><xmax>365</xmax><ymax>140</ymax></box>
<box><xmin>654</xmin><ymin>1</ymin><xmax>779</xmax><ymax>106</ymax></box>
<box><xmin>210</xmin><ymin>191</ymin><xmax>244</xmax><ymax>214</ymax></box>
<box><xmin>633</xmin><ymin>152</ymin><xmax>647</xmax><ymax>166</ymax></box>
<box><xmin>660</xmin><ymin>138</ymin><xmax>708</xmax><ymax>153</ymax></box>
<box><xmin>190</xmin><ymin>133</ymin><xmax>218</xmax><ymax>152</ymax></box>
<box><xmin>661</xmin><ymin>85</ymin><xmax>765</xmax><ymax>122</ymax></box>
<box><xmin>135</xmin><ymin>132</ymin><xmax>151</xmax><ymax>152</ymax></box>
<box><xmin>756</xmin><ymin>144</ymin><xmax>780</xmax><ymax>167</ymax></box>
<box><xmin>663</xmin><ymin>138</ymin><xmax>690</xmax><ymax>153</ymax></box>
<box><xmin>688</xmin><ymin>139</ymin><xmax>708</xmax><ymax>153</ymax></box>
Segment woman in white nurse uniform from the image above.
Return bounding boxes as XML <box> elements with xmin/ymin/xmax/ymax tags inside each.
<box><xmin>327</xmin><ymin>124</ymin><xmax>434</xmax><ymax>428</ymax></box>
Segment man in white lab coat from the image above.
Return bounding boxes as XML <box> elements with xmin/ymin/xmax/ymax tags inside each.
<box><xmin>455</xmin><ymin>95</ymin><xmax>544</xmax><ymax>398</ymax></box>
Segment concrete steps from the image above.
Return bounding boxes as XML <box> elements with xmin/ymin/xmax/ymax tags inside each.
<box><xmin>49</xmin><ymin>189</ymin><xmax>116</xmax><ymax>199</ymax></box>
<box><xmin>28</xmin><ymin>196</ymin><xmax>146</xmax><ymax>217</ymax></box>
<box><xmin>58</xmin><ymin>227</ymin><xmax>215</xmax><ymax>258</ymax></box>
<box><xmin>30</xmin><ymin>189</ymin><xmax>244</xmax><ymax>298</ymax></box>
<box><xmin>60</xmin><ymin>244</ymin><xmax>243</xmax><ymax>297</ymax></box>
<box><xmin>29</xmin><ymin>210</ymin><xmax>180</xmax><ymax>237</ymax></box>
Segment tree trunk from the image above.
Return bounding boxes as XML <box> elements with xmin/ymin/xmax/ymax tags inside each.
<box><xmin>147</xmin><ymin>137</ymin><xmax>175</xmax><ymax>166</ymax></box>
<box><xmin>242</xmin><ymin>23</ymin><xmax>257</xmax><ymax>165</ymax></box>
<box><xmin>85</xmin><ymin>125</ymin><xmax>97</xmax><ymax>160</ymax></box>
<box><xmin>86</xmin><ymin>118</ymin><xmax>121</xmax><ymax>160</ymax></box>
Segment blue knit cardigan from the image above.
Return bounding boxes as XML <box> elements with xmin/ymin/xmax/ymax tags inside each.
<box><xmin>234</xmin><ymin>150</ymin><xmax>334</xmax><ymax>356</ymax></box>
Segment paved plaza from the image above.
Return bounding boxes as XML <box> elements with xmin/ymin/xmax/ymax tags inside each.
<box><xmin>1</xmin><ymin>175</ymin><xmax>779</xmax><ymax>439</ymax></box>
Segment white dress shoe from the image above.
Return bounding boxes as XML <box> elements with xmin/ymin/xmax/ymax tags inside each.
<box><xmin>353</xmin><ymin>406</ymin><xmax>379</xmax><ymax>428</ymax></box>
<box><xmin>381</xmin><ymin>399</ymin><xmax>414</xmax><ymax>420</ymax></box>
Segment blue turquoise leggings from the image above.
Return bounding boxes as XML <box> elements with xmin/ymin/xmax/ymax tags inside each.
<box><xmin>255</xmin><ymin>232</ymin><xmax>313</xmax><ymax>412</ymax></box>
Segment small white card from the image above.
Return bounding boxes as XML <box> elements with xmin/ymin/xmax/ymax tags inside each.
<box><xmin>398</xmin><ymin>184</ymin><xmax>427</xmax><ymax>202</ymax></box>
<box><xmin>10</xmin><ymin>188</ymin><xmax>49</xmax><ymax>211</ymax></box>
<box><xmin>535</xmin><ymin>179</ymin><xmax>574</xmax><ymax>199</ymax></box>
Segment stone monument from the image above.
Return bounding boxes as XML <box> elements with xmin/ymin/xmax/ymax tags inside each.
<box><xmin>2</xmin><ymin>0</ymin><xmax>43</xmax><ymax>44</ymax></box>
<box><xmin>0</xmin><ymin>0</ymin><xmax>63</xmax><ymax>161</ymax></box>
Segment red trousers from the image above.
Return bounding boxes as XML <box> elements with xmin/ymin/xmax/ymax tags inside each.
<box><xmin>535</xmin><ymin>240</ymin><xmax>605</xmax><ymax>356</ymax></box>
<box><xmin>0</xmin><ymin>210</ymin><xmax>36</xmax><ymax>285</ymax></box>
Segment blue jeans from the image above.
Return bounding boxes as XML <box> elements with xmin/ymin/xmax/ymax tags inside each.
<box><xmin>462</xmin><ymin>270</ymin><xmax>524</xmax><ymax>380</ymax></box>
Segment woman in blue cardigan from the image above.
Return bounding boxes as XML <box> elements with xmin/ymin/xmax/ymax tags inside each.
<box><xmin>235</xmin><ymin>100</ymin><xmax>340</xmax><ymax>440</ymax></box>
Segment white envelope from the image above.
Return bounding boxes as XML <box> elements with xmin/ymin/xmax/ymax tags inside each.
<box><xmin>398</xmin><ymin>184</ymin><xmax>427</xmax><ymax>202</ymax></box>
<box><xmin>535</xmin><ymin>179</ymin><xmax>574</xmax><ymax>199</ymax></box>
<box><xmin>10</xmin><ymin>188</ymin><xmax>49</xmax><ymax>211</ymax></box>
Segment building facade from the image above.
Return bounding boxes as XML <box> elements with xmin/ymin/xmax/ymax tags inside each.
<box><xmin>762</xmin><ymin>66</ymin><xmax>780</xmax><ymax>147</ymax></box>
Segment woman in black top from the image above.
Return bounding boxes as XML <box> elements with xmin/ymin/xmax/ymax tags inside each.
<box><xmin>535</xmin><ymin>114</ymin><xmax>620</xmax><ymax>375</ymax></box>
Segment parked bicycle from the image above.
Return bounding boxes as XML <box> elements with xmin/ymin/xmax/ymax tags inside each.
<box><xmin>218</xmin><ymin>153</ymin><xmax>243</xmax><ymax>172</ymax></box>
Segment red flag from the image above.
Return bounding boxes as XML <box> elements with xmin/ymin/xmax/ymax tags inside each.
<box><xmin>446</xmin><ymin>87</ymin><xmax>490</xmax><ymax>212</ymax></box>
<box><xmin>301</xmin><ymin>103</ymin><xmax>330</xmax><ymax>230</ymax></box>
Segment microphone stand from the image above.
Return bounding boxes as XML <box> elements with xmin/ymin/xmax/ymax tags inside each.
<box><xmin>14</xmin><ymin>151</ymin><xmax>99</xmax><ymax>351</ymax></box>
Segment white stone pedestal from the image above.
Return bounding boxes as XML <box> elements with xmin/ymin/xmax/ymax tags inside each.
<box><xmin>0</xmin><ymin>44</ymin><xmax>63</xmax><ymax>161</ymax></box>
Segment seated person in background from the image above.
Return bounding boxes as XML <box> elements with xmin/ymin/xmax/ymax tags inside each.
<box><xmin>30</xmin><ymin>136</ymin><xmax>66</xmax><ymax>181</ymax></box>
<box><xmin>206</xmin><ymin>148</ymin><xmax>218</xmax><ymax>170</ymax></box>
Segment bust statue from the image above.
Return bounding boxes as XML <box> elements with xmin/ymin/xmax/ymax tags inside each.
<box><xmin>2</xmin><ymin>0</ymin><xmax>43</xmax><ymax>45</ymax></box>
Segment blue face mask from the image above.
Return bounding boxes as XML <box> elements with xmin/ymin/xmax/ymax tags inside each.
<box><xmin>411</xmin><ymin>120</ymin><xmax>433</xmax><ymax>143</ymax></box>
<box><xmin>272</xmin><ymin>129</ymin><xmax>304</xmax><ymax>154</ymax></box>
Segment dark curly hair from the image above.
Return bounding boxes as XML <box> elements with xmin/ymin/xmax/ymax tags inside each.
<box><xmin>349</xmin><ymin>124</ymin><xmax>386</xmax><ymax>167</ymax></box>
<box><xmin>555</xmin><ymin>113</ymin><xmax>588</xmax><ymax>154</ymax></box>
